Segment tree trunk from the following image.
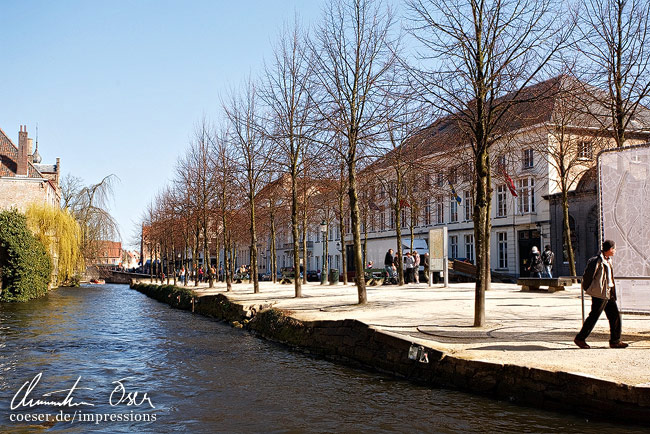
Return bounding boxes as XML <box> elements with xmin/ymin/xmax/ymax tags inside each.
<box><xmin>348</xmin><ymin>158</ymin><xmax>366</xmax><ymax>304</ymax></box>
<box><xmin>291</xmin><ymin>171</ymin><xmax>302</xmax><ymax>297</ymax></box>
<box><xmin>249</xmin><ymin>193</ymin><xmax>259</xmax><ymax>294</ymax></box>
<box><xmin>194</xmin><ymin>226</ymin><xmax>200</xmax><ymax>287</ymax></box>
<box><xmin>301</xmin><ymin>218</ymin><xmax>308</xmax><ymax>285</ymax></box>
<box><xmin>223</xmin><ymin>226</ymin><xmax>232</xmax><ymax>292</ymax></box>
<box><xmin>561</xmin><ymin>188</ymin><xmax>577</xmax><ymax>276</ymax></box>
<box><xmin>204</xmin><ymin>221</ymin><xmax>213</xmax><ymax>288</ymax></box>
<box><xmin>270</xmin><ymin>204</ymin><xmax>277</xmax><ymax>284</ymax></box>
<box><xmin>338</xmin><ymin>192</ymin><xmax>348</xmax><ymax>285</ymax></box>
<box><xmin>473</xmin><ymin>149</ymin><xmax>491</xmax><ymax>327</ymax></box>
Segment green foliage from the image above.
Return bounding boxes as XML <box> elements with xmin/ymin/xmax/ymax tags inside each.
<box><xmin>26</xmin><ymin>203</ymin><xmax>84</xmax><ymax>286</ymax></box>
<box><xmin>0</xmin><ymin>209</ymin><xmax>52</xmax><ymax>302</ymax></box>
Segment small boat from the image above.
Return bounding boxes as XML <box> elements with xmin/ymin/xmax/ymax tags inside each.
<box><xmin>89</xmin><ymin>279</ymin><xmax>105</xmax><ymax>284</ymax></box>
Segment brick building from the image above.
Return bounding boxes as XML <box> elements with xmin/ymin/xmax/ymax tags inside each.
<box><xmin>0</xmin><ymin>125</ymin><xmax>60</xmax><ymax>211</ymax></box>
<box><xmin>95</xmin><ymin>240</ymin><xmax>123</xmax><ymax>266</ymax></box>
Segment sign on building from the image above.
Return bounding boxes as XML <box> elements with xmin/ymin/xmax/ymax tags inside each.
<box><xmin>598</xmin><ymin>143</ymin><xmax>650</xmax><ymax>313</ymax></box>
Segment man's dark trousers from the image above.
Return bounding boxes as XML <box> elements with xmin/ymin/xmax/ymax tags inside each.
<box><xmin>576</xmin><ymin>297</ymin><xmax>622</xmax><ymax>343</ymax></box>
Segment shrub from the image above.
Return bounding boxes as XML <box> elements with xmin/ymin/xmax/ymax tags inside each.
<box><xmin>0</xmin><ymin>209</ymin><xmax>52</xmax><ymax>302</ymax></box>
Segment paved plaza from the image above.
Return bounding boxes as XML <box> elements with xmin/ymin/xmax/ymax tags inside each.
<box><xmin>179</xmin><ymin>279</ymin><xmax>650</xmax><ymax>386</ymax></box>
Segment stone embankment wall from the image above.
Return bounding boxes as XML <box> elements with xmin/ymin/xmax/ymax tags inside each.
<box><xmin>130</xmin><ymin>282</ymin><xmax>650</xmax><ymax>424</ymax></box>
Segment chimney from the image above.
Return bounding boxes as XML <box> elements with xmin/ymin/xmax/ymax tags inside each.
<box><xmin>27</xmin><ymin>138</ymin><xmax>34</xmax><ymax>163</ymax></box>
<box><xmin>17</xmin><ymin>125</ymin><xmax>29</xmax><ymax>176</ymax></box>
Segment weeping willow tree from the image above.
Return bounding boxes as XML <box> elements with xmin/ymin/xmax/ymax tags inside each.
<box><xmin>26</xmin><ymin>203</ymin><xmax>84</xmax><ymax>286</ymax></box>
<box><xmin>61</xmin><ymin>174</ymin><xmax>120</xmax><ymax>263</ymax></box>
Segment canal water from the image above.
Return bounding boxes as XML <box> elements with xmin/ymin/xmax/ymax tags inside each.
<box><xmin>0</xmin><ymin>284</ymin><xmax>645</xmax><ymax>433</ymax></box>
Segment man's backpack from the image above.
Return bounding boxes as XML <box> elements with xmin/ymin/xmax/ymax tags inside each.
<box><xmin>542</xmin><ymin>251</ymin><xmax>554</xmax><ymax>266</ymax></box>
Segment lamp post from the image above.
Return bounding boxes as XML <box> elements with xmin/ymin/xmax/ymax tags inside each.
<box><xmin>320</xmin><ymin>220</ymin><xmax>328</xmax><ymax>285</ymax></box>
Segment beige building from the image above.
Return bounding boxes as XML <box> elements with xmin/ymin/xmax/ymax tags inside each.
<box><xmin>0</xmin><ymin>125</ymin><xmax>60</xmax><ymax>212</ymax></box>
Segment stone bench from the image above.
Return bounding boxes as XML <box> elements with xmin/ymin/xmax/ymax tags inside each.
<box><xmin>280</xmin><ymin>272</ymin><xmax>295</xmax><ymax>285</ymax></box>
<box><xmin>516</xmin><ymin>277</ymin><xmax>573</xmax><ymax>292</ymax></box>
<box><xmin>364</xmin><ymin>268</ymin><xmax>386</xmax><ymax>286</ymax></box>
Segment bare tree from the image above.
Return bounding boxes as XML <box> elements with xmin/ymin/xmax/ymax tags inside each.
<box><xmin>262</xmin><ymin>19</ymin><xmax>316</xmax><ymax>297</ymax></box>
<box><xmin>224</xmin><ymin>78</ymin><xmax>275</xmax><ymax>294</ymax></box>
<box><xmin>211</xmin><ymin>127</ymin><xmax>238</xmax><ymax>291</ymax></box>
<box><xmin>407</xmin><ymin>0</ymin><xmax>573</xmax><ymax>326</ymax></box>
<box><xmin>579</xmin><ymin>0</ymin><xmax>650</xmax><ymax>147</ymax></box>
<box><xmin>312</xmin><ymin>0</ymin><xmax>398</xmax><ymax>304</ymax></box>
<box><xmin>64</xmin><ymin>174</ymin><xmax>121</xmax><ymax>263</ymax></box>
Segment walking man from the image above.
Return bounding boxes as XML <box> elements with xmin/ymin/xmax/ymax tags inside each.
<box><xmin>542</xmin><ymin>245</ymin><xmax>554</xmax><ymax>278</ymax></box>
<box><xmin>574</xmin><ymin>240</ymin><xmax>628</xmax><ymax>349</ymax></box>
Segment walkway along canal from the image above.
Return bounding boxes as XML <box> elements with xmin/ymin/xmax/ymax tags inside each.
<box><xmin>0</xmin><ymin>283</ymin><xmax>647</xmax><ymax>432</ymax></box>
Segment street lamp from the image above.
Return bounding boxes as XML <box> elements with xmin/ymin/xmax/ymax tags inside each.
<box><xmin>320</xmin><ymin>220</ymin><xmax>328</xmax><ymax>285</ymax></box>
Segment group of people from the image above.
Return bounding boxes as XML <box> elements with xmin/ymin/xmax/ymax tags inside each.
<box><xmin>383</xmin><ymin>248</ymin><xmax>431</xmax><ymax>284</ymax></box>
<box><xmin>527</xmin><ymin>245</ymin><xmax>555</xmax><ymax>278</ymax></box>
<box><xmin>175</xmin><ymin>264</ymin><xmax>226</xmax><ymax>283</ymax></box>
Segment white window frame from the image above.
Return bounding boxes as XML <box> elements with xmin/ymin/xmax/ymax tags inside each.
<box><xmin>449</xmin><ymin>195</ymin><xmax>458</xmax><ymax>223</ymax></box>
<box><xmin>449</xmin><ymin>235</ymin><xmax>458</xmax><ymax>259</ymax></box>
<box><xmin>435</xmin><ymin>196</ymin><xmax>444</xmax><ymax>224</ymax></box>
<box><xmin>577</xmin><ymin>140</ymin><xmax>593</xmax><ymax>160</ymax></box>
<box><xmin>464</xmin><ymin>190</ymin><xmax>473</xmax><ymax>221</ymax></box>
<box><xmin>517</xmin><ymin>177</ymin><xmax>535</xmax><ymax>214</ymax></box>
<box><xmin>496</xmin><ymin>185</ymin><xmax>508</xmax><ymax>217</ymax></box>
<box><xmin>424</xmin><ymin>199</ymin><xmax>432</xmax><ymax>226</ymax></box>
<box><xmin>498</xmin><ymin>232</ymin><xmax>508</xmax><ymax>269</ymax></box>
<box><xmin>464</xmin><ymin>234</ymin><xmax>474</xmax><ymax>263</ymax></box>
<box><xmin>522</xmin><ymin>148</ymin><xmax>534</xmax><ymax>169</ymax></box>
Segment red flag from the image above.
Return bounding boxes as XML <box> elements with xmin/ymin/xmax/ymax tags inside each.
<box><xmin>399</xmin><ymin>199</ymin><xmax>410</xmax><ymax>208</ymax></box>
<box><xmin>503</xmin><ymin>171</ymin><xmax>518</xmax><ymax>197</ymax></box>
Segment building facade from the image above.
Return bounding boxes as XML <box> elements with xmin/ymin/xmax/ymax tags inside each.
<box><xmin>0</xmin><ymin>125</ymin><xmax>60</xmax><ymax>212</ymax></box>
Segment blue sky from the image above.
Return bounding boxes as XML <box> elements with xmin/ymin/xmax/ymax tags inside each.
<box><xmin>0</xmin><ymin>0</ymin><xmax>326</xmax><ymax>246</ymax></box>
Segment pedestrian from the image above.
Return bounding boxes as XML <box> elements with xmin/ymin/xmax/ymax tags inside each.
<box><xmin>404</xmin><ymin>252</ymin><xmax>415</xmax><ymax>283</ymax></box>
<box><xmin>198</xmin><ymin>266</ymin><xmax>204</xmax><ymax>282</ymax></box>
<box><xmin>542</xmin><ymin>245</ymin><xmax>554</xmax><ymax>278</ymax></box>
<box><xmin>422</xmin><ymin>252</ymin><xmax>430</xmax><ymax>283</ymax></box>
<box><xmin>574</xmin><ymin>240</ymin><xmax>628</xmax><ymax>349</ymax></box>
<box><xmin>413</xmin><ymin>251</ymin><xmax>420</xmax><ymax>283</ymax></box>
<box><xmin>384</xmin><ymin>248</ymin><xmax>395</xmax><ymax>280</ymax></box>
<box><xmin>527</xmin><ymin>246</ymin><xmax>543</xmax><ymax>278</ymax></box>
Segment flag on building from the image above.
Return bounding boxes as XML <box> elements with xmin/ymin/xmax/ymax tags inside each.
<box><xmin>448</xmin><ymin>180</ymin><xmax>462</xmax><ymax>204</ymax></box>
<box><xmin>502</xmin><ymin>170</ymin><xmax>518</xmax><ymax>197</ymax></box>
<box><xmin>399</xmin><ymin>199</ymin><xmax>410</xmax><ymax>208</ymax></box>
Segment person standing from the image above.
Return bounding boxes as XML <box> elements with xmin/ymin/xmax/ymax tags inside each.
<box><xmin>404</xmin><ymin>252</ymin><xmax>415</xmax><ymax>283</ymax></box>
<box><xmin>527</xmin><ymin>246</ymin><xmax>543</xmax><ymax>278</ymax></box>
<box><xmin>422</xmin><ymin>252</ymin><xmax>430</xmax><ymax>283</ymax></box>
<box><xmin>574</xmin><ymin>240</ymin><xmax>628</xmax><ymax>349</ymax></box>
<box><xmin>542</xmin><ymin>245</ymin><xmax>554</xmax><ymax>278</ymax></box>
<box><xmin>413</xmin><ymin>251</ymin><xmax>421</xmax><ymax>283</ymax></box>
<box><xmin>384</xmin><ymin>249</ymin><xmax>395</xmax><ymax>280</ymax></box>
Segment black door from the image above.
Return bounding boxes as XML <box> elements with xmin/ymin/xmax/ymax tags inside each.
<box><xmin>518</xmin><ymin>229</ymin><xmax>541</xmax><ymax>277</ymax></box>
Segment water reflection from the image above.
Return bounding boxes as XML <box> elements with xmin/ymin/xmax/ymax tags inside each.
<box><xmin>0</xmin><ymin>284</ymin><xmax>645</xmax><ymax>433</ymax></box>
